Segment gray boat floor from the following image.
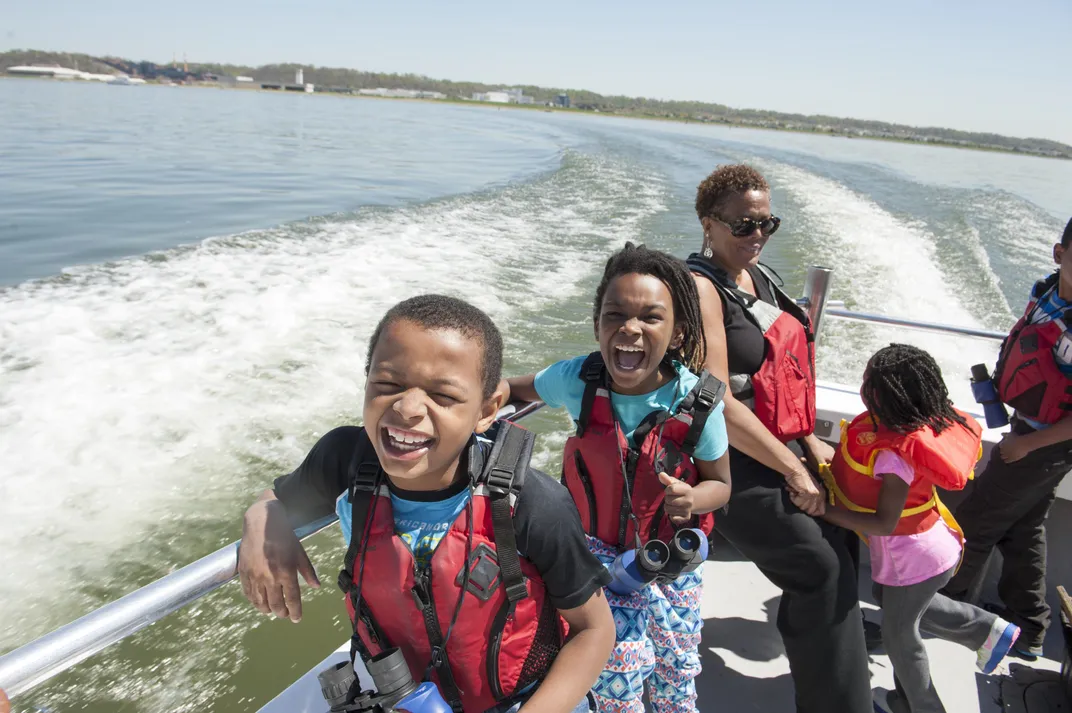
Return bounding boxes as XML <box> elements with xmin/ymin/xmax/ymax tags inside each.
<box><xmin>260</xmin><ymin>500</ymin><xmax>1072</xmax><ymax>713</ymax></box>
<box><xmin>698</xmin><ymin>500</ymin><xmax>1072</xmax><ymax>713</ymax></box>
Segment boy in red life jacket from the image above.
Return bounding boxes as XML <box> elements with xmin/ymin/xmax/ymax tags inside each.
<box><xmin>503</xmin><ymin>243</ymin><xmax>732</xmax><ymax>713</ymax></box>
<box><xmin>237</xmin><ymin>295</ymin><xmax>616</xmax><ymax>713</ymax></box>
<box><xmin>941</xmin><ymin>217</ymin><xmax>1072</xmax><ymax>661</ymax></box>
<box><xmin>814</xmin><ymin>344</ymin><xmax>1019</xmax><ymax>713</ymax></box>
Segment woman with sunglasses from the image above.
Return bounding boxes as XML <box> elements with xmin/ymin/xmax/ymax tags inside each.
<box><xmin>687</xmin><ymin>164</ymin><xmax>873</xmax><ymax>713</ymax></box>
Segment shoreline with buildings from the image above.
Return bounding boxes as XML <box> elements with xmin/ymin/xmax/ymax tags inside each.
<box><xmin>2</xmin><ymin>49</ymin><xmax>1068</xmax><ymax>160</ymax></box>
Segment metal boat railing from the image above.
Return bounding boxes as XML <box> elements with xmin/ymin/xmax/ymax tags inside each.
<box><xmin>0</xmin><ymin>265</ymin><xmax>1008</xmax><ymax>699</ymax></box>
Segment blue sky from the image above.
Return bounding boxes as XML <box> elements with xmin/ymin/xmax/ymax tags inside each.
<box><xmin>4</xmin><ymin>0</ymin><xmax>1070</xmax><ymax>143</ymax></box>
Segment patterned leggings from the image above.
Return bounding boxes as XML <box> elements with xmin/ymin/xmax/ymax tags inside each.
<box><xmin>587</xmin><ymin>536</ymin><xmax>704</xmax><ymax>713</ymax></box>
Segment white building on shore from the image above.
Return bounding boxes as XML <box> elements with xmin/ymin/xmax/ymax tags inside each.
<box><xmin>472</xmin><ymin>88</ymin><xmax>534</xmax><ymax>104</ymax></box>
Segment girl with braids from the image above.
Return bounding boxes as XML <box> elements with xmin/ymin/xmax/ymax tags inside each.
<box><xmin>504</xmin><ymin>242</ymin><xmax>731</xmax><ymax>713</ymax></box>
<box><xmin>822</xmin><ymin>344</ymin><xmax>1020</xmax><ymax>713</ymax></box>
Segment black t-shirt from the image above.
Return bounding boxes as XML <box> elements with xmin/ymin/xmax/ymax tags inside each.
<box><xmin>689</xmin><ymin>255</ymin><xmax>774</xmax><ymax>376</ymax></box>
<box><xmin>273</xmin><ymin>426</ymin><xmax>611</xmax><ymax>610</ymax></box>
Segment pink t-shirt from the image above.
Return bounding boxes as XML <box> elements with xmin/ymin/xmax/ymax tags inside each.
<box><xmin>868</xmin><ymin>449</ymin><xmax>963</xmax><ymax>587</ymax></box>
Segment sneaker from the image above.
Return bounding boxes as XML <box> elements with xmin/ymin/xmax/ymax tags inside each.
<box><xmin>863</xmin><ymin>615</ymin><xmax>883</xmax><ymax>652</ymax></box>
<box><xmin>1010</xmin><ymin>640</ymin><xmax>1044</xmax><ymax>661</ymax></box>
<box><xmin>976</xmin><ymin>617</ymin><xmax>1021</xmax><ymax>674</ymax></box>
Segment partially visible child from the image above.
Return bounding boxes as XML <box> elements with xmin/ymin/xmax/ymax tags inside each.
<box><xmin>817</xmin><ymin>344</ymin><xmax>1020</xmax><ymax>713</ymax></box>
<box><xmin>504</xmin><ymin>243</ymin><xmax>732</xmax><ymax>713</ymax></box>
<box><xmin>941</xmin><ymin>216</ymin><xmax>1072</xmax><ymax>660</ymax></box>
<box><xmin>238</xmin><ymin>295</ymin><xmax>616</xmax><ymax>713</ymax></box>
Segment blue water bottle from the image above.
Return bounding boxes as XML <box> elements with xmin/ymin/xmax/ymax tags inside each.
<box><xmin>970</xmin><ymin>364</ymin><xmax>1009</xmax><ymax>429</ymax></box>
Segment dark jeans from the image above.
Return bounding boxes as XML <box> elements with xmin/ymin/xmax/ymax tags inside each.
<box><xmin>715</xmin><ymin>449</ymin><xmax>873</xmax><ymax>713</ymax></box>
<box><xmin>942</xmin><ymin>418</ymin><xmax>1072</xmax><ymax>648</ymax></box>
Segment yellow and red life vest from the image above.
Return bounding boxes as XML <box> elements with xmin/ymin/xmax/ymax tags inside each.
<box><xmin>825</xmin><ymin>410</ymin><xmax>982</xmax><ymax>539</ymax></box>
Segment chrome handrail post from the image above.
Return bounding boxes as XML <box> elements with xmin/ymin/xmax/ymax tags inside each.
<box><xmin>801</xmin><ymin>265</ymin><xmax>834</xmax><ymax>341</ymax></box>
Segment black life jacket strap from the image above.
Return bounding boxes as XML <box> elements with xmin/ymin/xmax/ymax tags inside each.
<box><xmin>339</xmin><ymin>429</ymin><xmax>383</xmax><ymax>593</ymax></box>
<box><xmin>479</xmin><ymin>421</ymin><xmax>534</xmax><ymax>604</ymax></box>
<box><xmin>679</xmin><ymin>371</ymin><xmax>727</xmax><ymax>456</ymax></box>
<box><xmin>576</xmin><ymin>351</ymin><xmax>607</xmax><ymax>437</ymax></box>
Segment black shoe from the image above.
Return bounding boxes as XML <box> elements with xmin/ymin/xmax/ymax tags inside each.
<box><xmin>863</xmin><ymin>614</ymin><xmax>883</xmax><ymax>652</ymax></box>
<box><xmin>1010</xmin><ymin>642</ymin><xmax>1044</xmax><ymax>661</ymax></box>
<box><xmin>981</xmin><ymin>601</ymin><xmax>1011</xmax><ymax>619</ymax></box>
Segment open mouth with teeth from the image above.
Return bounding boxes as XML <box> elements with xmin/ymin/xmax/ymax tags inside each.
<box><xmin>613</xmin><ymin>344</ymin><xmax>646</xmax><ymax>372</ymax></box>
<box><xmin>381</xmin><ymin>425</ymin><xmax>435</xmax><ymax>461</ymax></box>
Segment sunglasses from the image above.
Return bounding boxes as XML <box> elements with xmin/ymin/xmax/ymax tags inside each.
<box><xmin>712</xmin><ymin>215</ymin><xmax>781</xmax><ymax>238</ymax></box>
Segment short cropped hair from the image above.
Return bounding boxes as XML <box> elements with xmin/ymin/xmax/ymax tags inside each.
<box><xmin>365</xmin><ymin>294</ymin><xmax>504</xmax><ymax>398</ymax></box>
<box><xmin>1062</xmin><ymin>217</ymin><xmax>1072</xmax><ymax>248</ymax></box>
<box><xmin>695</xmin><ymin>164</ymin><xmax>770</xmax><ymax>220</ymax></box>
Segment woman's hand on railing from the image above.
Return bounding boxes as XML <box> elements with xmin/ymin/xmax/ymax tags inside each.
<box><xmin>237</xmin><ymin>491</ymin><xmax>321</xmax><ymax>623</ymax></box>
<box><xmin>0</xmin><ymin>686</ymin><xmax>10</xmax><ymax>713</ymax></box>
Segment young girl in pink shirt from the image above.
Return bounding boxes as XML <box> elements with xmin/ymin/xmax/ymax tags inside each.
<box><xmin>817</xmin><ymin>344</ymin><xmax>1020</xmax><ymax>713</ymax></box>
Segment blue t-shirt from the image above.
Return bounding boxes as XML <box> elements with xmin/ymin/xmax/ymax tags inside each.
<box><xmin>337</xmin><ymin>483</ymin><xmax>470</xmax><ymax>569</ymax></box>
<box><xmin>534</xmin><ymin>355</ymin><xmax>729</xmax><ymax>462</ymax></box>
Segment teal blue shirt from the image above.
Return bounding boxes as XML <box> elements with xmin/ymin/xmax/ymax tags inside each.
<box><xmin>337</xmin><ymin>483</ymin><xmax>471</xmax><ymax>569</ymax></box>
<box><xmin>534</xmin><ymin>356</ymin><xmax>729</xmax><ymax>461</ymax></box>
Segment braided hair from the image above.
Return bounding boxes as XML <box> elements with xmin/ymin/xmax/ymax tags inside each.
<box><xmin>861</xmin><ymin>343</ymin><xmax>968</xmax><ymax>435</ymax></box>
<box><xmin>592</xmin><ymin>242</ymin><xmax>707</xmax><ymax>373</ymax></box>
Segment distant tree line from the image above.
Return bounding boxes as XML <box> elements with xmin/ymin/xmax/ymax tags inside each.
<box><xmin>2</xmin><ymin>49</ymin><xmax>1069</xmax><ymax>159</ymax></box>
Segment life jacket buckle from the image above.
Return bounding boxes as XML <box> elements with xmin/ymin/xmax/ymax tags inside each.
<box><xmin>486</xmin><ymin>465</ymin><xmax>515</xmax><ymax>494</ymax></box>
<box><xmin>504</xmin><ymin>580</ymin><xmax>529</xmax><ymax>603</ymax></box>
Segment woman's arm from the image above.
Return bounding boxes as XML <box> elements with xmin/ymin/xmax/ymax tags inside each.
<box><xmin>519</xmin><ymin>591</ymin><xmax>616</xmax><ymax>713</ymax></box>
<box><xmin>820</xmin><ymin>472</ymin><xmax>909</xmax><ymax>536</ymax></box>
<box><xmin>693</xmin><ymin>275</ymin><xmax>825</xmax><ymax>514</ymax></box>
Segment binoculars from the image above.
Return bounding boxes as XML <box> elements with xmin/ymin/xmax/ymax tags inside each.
<box><xmin>606</xmin><ymin>528</ymin><xmax>709</xmax><ymax>596</ymax></box>
<box><xmin>970</xmin><ymin>364</ymin><xmax>1009</xmax><ymax>429</ymax></box>
<box><xmin>318</xmin><ymin>647</ymin><xmax>452</xmax><ymax>713</ymax></box>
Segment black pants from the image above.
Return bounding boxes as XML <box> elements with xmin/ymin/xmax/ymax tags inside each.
<box><xmin>715</xmin><ymin>449</ymin><xmax>873</xmax><ymax>713</ymax></box>
<box><xmin>941</xmin><ymin>418</ymin><xmax>1072</xmax><ymax>648</ymax></box>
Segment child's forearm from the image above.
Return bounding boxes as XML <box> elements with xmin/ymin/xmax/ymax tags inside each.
<box><xmin>690</xmin><ymin>479</ymin><xmax>731</xmax><ymax>515</ymax></box>
<box><xmin>1020</xmin><ymin>417</ymin><xmax>1072</xmax><ymax>452</ymax></box>
<box><xmin>520</xmin><ymin>600</ymin><xmax>614</xmax><ymax>713</ymax></box>
<box><xmin>505</xmin><ymin>374</ymin><xmax>540</xmax><ymax>404</ymax></box>
<box><xmin>821</xmin><ymin>504</ymin><xmax>895</xmax><ymax>536</ymax></box>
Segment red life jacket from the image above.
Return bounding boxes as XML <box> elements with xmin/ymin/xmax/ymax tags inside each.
<box><xmin>337</xmin><ymin>423</ymin><xmax>565</xmax><ymax>713</ymax></box>
<box><xmin>561</xmin><ymin>353</ymin><xmax>723</xmax><ymax>550</ymax></box>
<box><xmin>994</xmin><ymin>273</ymin><xmax>1072</xmax><ymax>425</ymax></box>
<box><xmin>688</xmin><ymin>257</ymin><xmax>816</xmax><ymax>442</ymax></box>
<box><xmin>825</xmin><ymin>410</ymin><xmax>982</xmax><ymax>538</ymax></box>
